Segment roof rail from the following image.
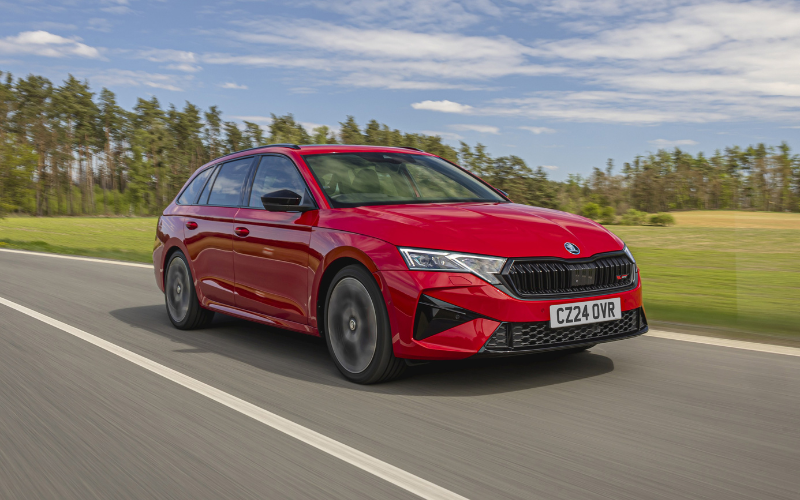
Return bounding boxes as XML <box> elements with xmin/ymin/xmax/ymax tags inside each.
<box><xmin>207</xmin><ymin>143</ymin><xmax>302</xmax><ymax>164</ymax></box>
<box><xmin>397</xmin><ymin>146</ymin><xmax>424</xmax><ymax>152</ymax></box>
<box><xmin>262</xmin><ymin>143</ymin><xmax>301</xmax><ymax>150</ymax></box>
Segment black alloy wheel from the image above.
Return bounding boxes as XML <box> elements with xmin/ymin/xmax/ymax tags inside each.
<box><xmin>324</xmin><ymin>265</ymin><xmax>406</xmax><ymax>384</ymax></box>
<box><xmin>165</xmin><ymin>251</ymin><xmax>214</xmax><ymax>330</ymax></box>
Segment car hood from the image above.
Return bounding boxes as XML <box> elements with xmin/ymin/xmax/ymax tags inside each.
<box><xmin>317</xmin><ymin>202</ymin><xmax>623</xmax><ymax>258</ymax></box>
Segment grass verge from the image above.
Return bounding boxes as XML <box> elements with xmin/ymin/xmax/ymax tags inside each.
<box><xmin>1</xmin><ymin>212</ymin><xmax>798</xmax><ymax>339</ymax></box>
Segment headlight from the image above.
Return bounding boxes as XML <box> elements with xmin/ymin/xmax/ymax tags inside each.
<box><xmin>623</xmin><ymin>244</ymin><xmax>636</xmax><ymax>264</ymax></box>
<box><xmin>398</xmin><ymin>247</ymin><xmax>507</xmax><ymax>284</ymax></box>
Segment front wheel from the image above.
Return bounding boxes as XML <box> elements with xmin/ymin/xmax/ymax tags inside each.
<box><xmin>165</xmin><ymin>251</ymin><xmax>214</xmax><ymax>330</ymax></box>
<box><xmin>324</xmin><ymin>265</ymin><xmax>405</xmax><ymax>384</ymax></box>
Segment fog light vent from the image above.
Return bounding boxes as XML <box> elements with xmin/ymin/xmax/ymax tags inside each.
<box><xmin>413</xmin><ymin>295</ymin><xmax>486</xmax><ymax>340</ymax></box>
<box><xmin>483</xmin><ymin>323</ymin><xmax>510</xmax><ymax>350</ymax></box>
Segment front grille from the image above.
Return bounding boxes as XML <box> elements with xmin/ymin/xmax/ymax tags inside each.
<box><xmin>483</xmin><ymin>308</ymin><xmax>644</xmax><ymax>352</ymax></box>
<box><xmin>503</xmin><ymin>252</ymin><xmax>636</xmax><ymax>298</ymax></box>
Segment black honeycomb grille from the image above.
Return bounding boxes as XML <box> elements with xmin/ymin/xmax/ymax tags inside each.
<box><xmin>503</xmin><ymin>253</ymin><xmax>636</xmax><ymax>298</ymax></box>
<box><xmin>483</xmin><ymin>308</ymin><xmax>643</xmax><ymax>352</ymax></box>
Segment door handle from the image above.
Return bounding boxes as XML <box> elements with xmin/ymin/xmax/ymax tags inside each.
<box><xmin>186</xmin><ymin>221</ymin><xmax>198</xmax><ymax>230</ymax></box>
<box><xmin>234</xmin><ymin>227</ymin><xmax>250</xmax><ymax>237</ymax></box>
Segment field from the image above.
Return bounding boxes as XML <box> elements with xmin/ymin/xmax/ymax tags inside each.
<box><xmin>0</xmin><ymin>216</ymin><xmax>157</xmax><ymax>263</ymax></box>
<box><xmin>1</xmin><ymin>211</ymin><xmax>797</xmax><ymax>338</ymax></box>
<box><xmin>610</xmin><ymin>211</ymin><xmax>799</xmax><ymax>338</ymax></box>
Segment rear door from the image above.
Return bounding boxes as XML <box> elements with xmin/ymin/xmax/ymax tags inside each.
<box><xmin>233</xmin><ymin>154</ymin><xmax>315</xmax><ymax>324</ymax></box>
<box><xmin>184</xmin><ymin>156</ymin><xmax>255</xmax><ymax>307</ymax></box>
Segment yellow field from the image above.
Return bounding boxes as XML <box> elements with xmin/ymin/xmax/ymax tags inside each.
<box><xmin>670</xmin><ymin>210</ymin><xmax>800</xmax><ymax>229</ymax></box>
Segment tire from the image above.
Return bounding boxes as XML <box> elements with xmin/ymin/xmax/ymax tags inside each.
<box><xmin>164</xmin><ymin>251</ymin><xmax>215</xmax><ymax>330</ymax></box>
<box><xmin>323</xmin><ymin>265</ymin><xmax>406</xmax><ymax>384</ymax></box>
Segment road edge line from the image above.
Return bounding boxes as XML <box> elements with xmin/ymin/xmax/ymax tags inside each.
<box><xmin>0</xmin><ymin>295</ymin><xmax>467</xmax><ymax>500</ymax></box>
<box><xmin>0</xmin><ymin>248</ymin><xmax>151</xmax><ymax>268</ymax></box>
<box><xmin>647</xmin><ymin>329</ymin><xmax>800</xmax><ymax>357</ymax></box>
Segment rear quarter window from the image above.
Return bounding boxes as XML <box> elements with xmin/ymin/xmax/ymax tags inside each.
<box><xmin>177</xmin><ymin>167</ymin><xmax>213</xmax><ymax>205</ymax></box>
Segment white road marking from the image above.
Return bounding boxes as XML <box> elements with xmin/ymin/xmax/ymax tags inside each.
<box><xmin>1</xmin><ymin>248</ymin><xmax>796</xmax><ymax>359</ymax></box>
<box><xmin>647</xmin><ymin>330</ymin><xmax>800</xmax><ymax>357</ymax></box>
<box><xmin>0</xmin><ymin>296</ymin><xmax>466</xmax><ymax>500</ymax></box>
<box><xmin>0</xmin><ymin>248</ymin><xmax>151</xmax><ymax>268</ymax></box>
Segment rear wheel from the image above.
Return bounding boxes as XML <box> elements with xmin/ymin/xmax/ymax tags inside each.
<box><xmin>324</xmin><ymin>265</ymin><xmax>405</xmax><ymax>384</ymax></box>
<box><xmin>165</xmin><ymin>251</ymin><xmax>214</xmax><ymax>330</ymax></box>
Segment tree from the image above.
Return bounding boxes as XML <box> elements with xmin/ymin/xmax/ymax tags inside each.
<box><xmin>1</xmin><ymin>69</ymin><xmax>797</xmax><ymax>218</ymax></box>
<box><xmin>269</xmin><ymin>113</ymin><xmax>311</xmax><ymax>144</ymax></box>
<box><xmin>311</xmin><ymin>125</ymin><xmax>337</xmax><ymax>144</ymax></box>
<box><xmin>243</xmin><ymin>121</ymin><xmax>265</xmax><ymax>147</ymax></box>
<box><xmin>223</xmin><ymin>121</ymin><xmax>245</xmax><ymax>153</ymax></box>
<box><xmin>339</xmin><ymin>116</ymin><xmax>364</xmax><ymax>144</ymax></box>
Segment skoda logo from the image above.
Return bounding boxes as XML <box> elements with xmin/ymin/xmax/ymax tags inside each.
<box><xmin>564</xmin><ymin>242</ymin><xmax>580</xmax><ymax>255</ymax></box>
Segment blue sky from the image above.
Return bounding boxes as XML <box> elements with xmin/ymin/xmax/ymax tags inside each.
<box><xmin>1</xmin><ymin>0</ymin><xmax>799</xmax><ymax>180</ymax></box>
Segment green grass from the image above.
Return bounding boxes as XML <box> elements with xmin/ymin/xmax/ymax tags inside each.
<box><xmin>610</xmin><ymin>221</ymin><xmax>800</xmax><ymax>337</ymax></box>
<box><xmin>1</xmin><ymin>212</ymin><xmax>798</xmax><ymax>337</ymax></box>
<box><xmin>0</xmin><ymin>216</ymin><xmax>157</xmax><ymax>263</ymax></box>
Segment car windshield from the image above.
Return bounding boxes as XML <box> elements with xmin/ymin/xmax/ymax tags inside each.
<box><xmin>302</xmin><ymin>152</ymin><xmax>505</xmax><ymax>208</ymax></box>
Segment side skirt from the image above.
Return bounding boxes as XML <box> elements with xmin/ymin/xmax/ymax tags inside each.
<box><xmin>206</xmin><ymin>301</ymin><xmax>319</xmax><ymax>337</ymax></box>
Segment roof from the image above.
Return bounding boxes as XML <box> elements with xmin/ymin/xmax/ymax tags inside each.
<box><xmin>206</xmin><ymin>144</ymin><xmax>433</xmax><ymax>166</ymax></box>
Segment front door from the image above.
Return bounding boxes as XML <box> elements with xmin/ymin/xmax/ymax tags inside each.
<box><xmin>233</xmin><ymin>155</ymin><xmax>315</xmax><ymax>325</ymax></box>
<box><xmin>184</xmin><ymin>156</ymin><xmax>255</xmax><ymax>307</ymax></box>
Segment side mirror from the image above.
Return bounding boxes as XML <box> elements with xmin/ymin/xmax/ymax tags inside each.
<box><xmin>497</xmin><ymin>189</ymin><xmax>509</xmax><ymax>198</ymax></box>
<box><xmin>261</xmin><ymin>189</ymin><xmax>315</xmax><ymax>212</ymax></box>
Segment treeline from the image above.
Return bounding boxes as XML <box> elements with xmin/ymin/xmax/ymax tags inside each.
<box><xmin>1</xmin><ymin>70</ymin><xmax>798</xmax><ymax>218</ymax></box>
<box><xmin>458</xmin><ymin>142</ymin><xmax>800</xmax><ymax>217</ymax></box>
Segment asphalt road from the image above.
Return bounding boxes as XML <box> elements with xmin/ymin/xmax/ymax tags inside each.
<box><xmin>0</xmin><ymin>250</ymin><xmax>798</xmax><ymax>500</ymax></box>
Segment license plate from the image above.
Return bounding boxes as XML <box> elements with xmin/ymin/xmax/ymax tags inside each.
<box><xmin>549</xmin><ymin>298</ymin><xmax>621</xmax><ymax>329</ymax></box>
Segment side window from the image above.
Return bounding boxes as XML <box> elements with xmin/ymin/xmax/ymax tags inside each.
<box><xmin>205</xmin><ymin>157</ymin><xmax>253</xmax><ymax>206</ymax></box>
<box><xmin>177</xmin><ymin>167</ymin><xmax>213</xmax><ymax>205</ymax></box>
<box><xmin>248</xmin><ymin>155</ymin><xmax>311</xmax><ymax>208</ymax></box>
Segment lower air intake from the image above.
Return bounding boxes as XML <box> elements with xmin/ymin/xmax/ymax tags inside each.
<box><xmin>483</xmin><ymin>308</ymin><xmax>645</xmax><ymax>353</ymax></box>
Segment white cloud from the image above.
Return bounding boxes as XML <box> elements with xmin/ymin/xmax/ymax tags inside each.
<box><xmin>208</xmin><ymin>19</ymin><xmax>560</xmax><ymax>89</ymax></box>
<box><xmin>33</xmin><ymin>22</ymin><xmax>78</xmax><ymax>31</ymax></box>
<box><xmin>173</xmin><ymin>1</ymin><xmax>800</xmax><ymax>124</ymax></box>
<box><xmin>449</xmin><ymin>124</ymin><xmax>500</xmax><ymax>134</ymax></box>
<box><xmin>165</xmin><ymin>63</ymin><xmax>202</xmax><ymax>73</ymax></box>
<box><xmin>219</xmin><ymin>82</ymin><xmax>248</xmax><ymax>89</ymax></box>
<box><xmin>297</xmin><ymin>0</ymin><xmax>503</xmax><ymax>30</ymax></box>
<box><xmin>138</xmin><ymin>49</ymin><xmax>197</xmax><ymax>63</ymax></box>
<box><xmin>411</xmin><ymin>100</ymin><xmax>473</xmax><ymax>113</ymax></box>
<box><xmin>101</xmin><ymin>0</ymin><xmax>133</xmax><ymax>14</ymax></box>
<box><xmin>527</xmin><ymin>0</ymin><xmax>685</xmax><ymax>17</ymax></box>
<box><xmin>520</xmin><ymin>126</ymin><xmax>556</xmax><ymax>134</ymax></box>
<box><xmin>539</xmin><ymin>165</ymin><xmax>560</xmax><ymax>170</ymax></box>
<box><xmin>648</xmin><ymin>139</ymin><xmax>698</xmax><ymax>147</ymax></box>
<box><xmin>0</xmin><ymin>31</ymin><xmax>102</xmax><ymax>59</ymax></box>
<box><xmin>137</xmin><ymin>49</ymin><xmax>202</xmax><ymax>73</ymax></box>
<box><xmin>421</xmin><ymin>130</ymin><xmax>465</xmax><ymax>141</ymax></box>
<box><xmin>229</xmin><ymin>115</ymin><xmax>273</xmax><ymax>124</ymax></box>
<box><xmin>513</xmin><ymin>1</ymin><xmax>800</xmax><ymax>122</ymax></box>
<box><xmin>93</xmin><ymin>69</ymin><xmax>186</xmax><ymax>91</ymax></box>
<box><xmin>87</xmin><ymin>18</ymin><xmax>113</xmax><ymax>32</ymax></box>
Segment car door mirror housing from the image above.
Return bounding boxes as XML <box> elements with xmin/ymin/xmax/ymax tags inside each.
<box><xmin>261</xmin><ymin>189</ymin><xmax>315</xmax><ymax>212</ymax></box>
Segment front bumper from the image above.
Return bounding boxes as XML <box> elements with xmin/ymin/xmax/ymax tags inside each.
<box><xmin>380</xmin><ymin>269</ymin><xmax>645</xmax><ymax>360</ymax></box>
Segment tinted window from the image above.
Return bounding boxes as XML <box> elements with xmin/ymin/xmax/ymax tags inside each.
<box><xmin>248</xmin><ymin>156</ymin><xmax>310</xmax><ymax>208</ymax></box>
<box><xmin>303</xmin><ymin>153</ymin><xmax>503</xmax><ymax>208</ymax></box>
<box><xmin>205</xmin><ymin>158</ymin><xmax>253</xmax><ymax>206</ymax></box>
<box><xmin>177</xmin><ymin>167</ymin><xmax>213</xmax><ymax>205</ymax></box>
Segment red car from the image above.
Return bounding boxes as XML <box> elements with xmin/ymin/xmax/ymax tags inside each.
<box><xmin>153</xmin><ymin>144</ymin><xmax>646</xmax><ymax>383</ymax></box>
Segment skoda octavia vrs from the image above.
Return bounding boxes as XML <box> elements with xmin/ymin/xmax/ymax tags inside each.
<box><xmin>153</xmin><ymin>144</ymin><xmax>647</xmax><ymax>384</ymax></box>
